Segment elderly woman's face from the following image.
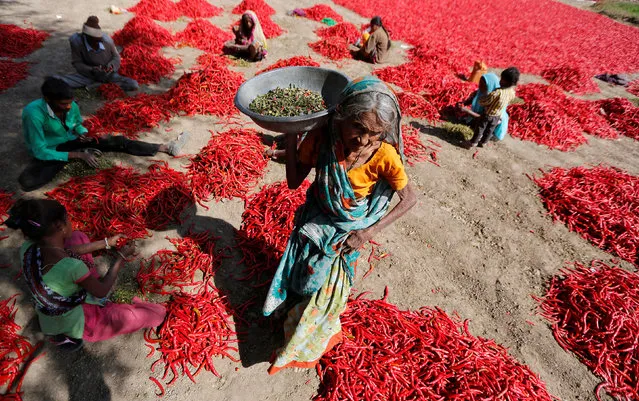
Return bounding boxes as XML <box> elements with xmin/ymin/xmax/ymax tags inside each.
<box><xmin>340</xmin><ymin>111</ymin><xmax>385</xmax><ymax>149</ymax></box>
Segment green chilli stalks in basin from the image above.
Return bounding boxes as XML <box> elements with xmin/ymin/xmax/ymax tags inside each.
<box><xmin>249</xmin><ymin>85</ymin><xmax>326</xmax><ymax>117</ymax></box>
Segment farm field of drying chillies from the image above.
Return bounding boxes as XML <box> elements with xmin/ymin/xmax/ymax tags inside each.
<box><xmin>1</xmin><ymin>0</ymin><xmax>639</xmax><ymax>399</ymax></box>
<box><xmin>333</xmin><ymin>0</ymin><xmax>639</xmax><ymax>79</ymax></box>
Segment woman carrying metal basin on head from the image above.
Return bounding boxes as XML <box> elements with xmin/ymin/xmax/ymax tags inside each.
<box><xmin>261</xmin><ymin>75</ymin><xmax>417</xmax><ymax>374</ymax></box>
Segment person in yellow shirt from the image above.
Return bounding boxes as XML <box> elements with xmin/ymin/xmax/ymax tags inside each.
<box><xmin>262</xmin><ymin>76</ymin><xmax>416</xmax><ymax>374</ymax></box>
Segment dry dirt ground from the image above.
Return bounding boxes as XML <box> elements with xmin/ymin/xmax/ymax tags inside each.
<box><xmin>1</xmin><ymin>0</ymin><xmax>638</xmax><ymax>400</ymax></box>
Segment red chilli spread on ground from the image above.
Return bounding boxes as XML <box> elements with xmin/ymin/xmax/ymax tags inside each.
<box><xmin>46</xmin><ymin>163</ymin><xmax>193</xmax><ymax>241</ymax></box>
<box><xmin>97</xmin><ymin>83</ymin><xmax>127</xmax><ymax>101</ymax></box>
<box><xmin>401</xmin><ymin>124</ymin><xmax>439</xmax><ymax>167</ymax></box>
<box><xmin>0</xmin><ymin>24</ymin><xmax>49</xmax><ymax>58</ymax></box>
<box><xmin>509</xmin><ymin>84</ymin><xmax>588</xmax><ymax>151</ymax></box>
<box><xmin>598</xmin><ymin>97</ymin><xmax>639</xmax><ymax>141</ymax></box>
<box><xmin>137</xmin><ymin>233</ymin><xmax>222</xmax><ymax>295</ymax></box>
<box><xmin>167</xmin><ymin>63</ymin><xmax>244</xmax><ymax>117</ymax></box>
<box><xmin>627</xmin><ymin>80</ymin><xmax>639</xmax><ymax>97</ymax></box>
<box><xmin>0</xmin><ymin>295</ymin><xmax>43</xmax><ymax>397</ymax></box>
<box><xmin>84</xmin><ymin>93</ymin><xmax>171</xmax><ymax>139</ymax></box>
<box><xmin>194</xmin><ymin>53</ymin><xmax>232</xmax><ymax>69</ymax></box>
<box><xmin>427</xmin><ymin>80</ymin><xmax>477</xmax><ymax>113</ymax></box>
<box><xmin>332</xmin><ymin>0</ymin><xmax>639</xmax><ymax>87</ymax></box>
<box><xmin>309</xmin><ymin>22</ymin><xmax>359</xmax><ymax>60</ymax></box>
<box><xmin>144</xmin><ymin>285</ymin><xmax>239</xmax><ymax>396</ymax></box>
<box><xmin>541</xmin><ymin>65</ymin><xmax>600</xmax><ymax>95</ymax></box>
<box><xmin>376</xmin><ymin>59</ymin><xmax>476</xmax><ymax>119</ymax></box>
<box><xmin>186</xmin><ymin>129</ymin><xmax>268</xmax><ymax>203</ymax></box>
<box><xmin>308</xmin><ymin>37</ymin><xmax>351</xmax><ymax>60</ymax></box>
<box><xmin>232</xmin><ymin>0</ymin><xmax>276</xmax><ymax>16</ymax></box>
<box><xmin>236</xmin><ymin>180</ymin><xmax>310</xmax><ymax>287</ymax></box>
<box><xmin>119</xmin><ymin>45</ymin><xmax>178</xmax><ymax>85</ymax></box>
<box><xmin>0</xmin><ymin>190</ymin><xmax>15</xmax><ymax>241</ymax></box>
<box><xmin>257</xmin><ymin>56</ymin><xmax>320</xmax><ymax>75</ymax></box>
<box><xmin>259</xmin><ymin>15</ymin><xmax>285</xmax><ymax>38</ymax></box>
<box><xmin>0</xmin><ymin>60</ymin><xmax>29</xmax><ymax>94</ymax></box>
<box><xmin>532</xmin><ymin>165</ymin><xmax>639</xmax><ymax>265</ymax></box>
<box><xmin>174</xmin><ymin>19</ymin><xmax>234</xmax><ymax>53</ymax></box>
<box><xmin>315</xmin><ymin>22</ymin><xmax>360</xmax><ymax>43</ymax></box>
<box><xmin>302</xmin><ymin>4</ymin><xmax>344</xmax><ymax>22</ymax></box>
<box><xmin>375</xmin><ymin>62</ymin><xmax>438</xmax><ymax>93</ymax></box>
<box><xmin>397</xmin><ymin>92</ymin><xmax>439</xmax><ymax>120</ymax></box>
<box><xmin>509</xmin><ymin>84</ymin><xmax>619</xmax><ymax>148</ymax></box>
<box><xmin>315</xmin><ymin>291</ymin><xmax>557</xmax><ymax>401</ymax></box>
<box><xmin>112</xmin><ymin>16</ymin><xmax>174</xmax><ymax>49</ymax></box>
<box><xmin>375</xmin><ymin>59</ymin><xmax>472</xmax><ymax>105</ymax></box>
<box><xmin>127</xmin><ymin>0</ymin><xmax>181</xmax><ymax>21</ymax></box>
<box><xmin>176</xmin><ymin>0</ymin><xmax>223</xmax><ymax>18</ymax></box>
<box><xmin>537</xmin><ymin>261</ymin><xmax>639</xmax><ymax>401</ymax></box>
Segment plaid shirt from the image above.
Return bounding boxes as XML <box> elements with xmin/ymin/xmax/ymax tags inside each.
<box><xmin>479</xmin><ymin>87</ymin><xmax>516</xmax><ymax>116</ymax></box>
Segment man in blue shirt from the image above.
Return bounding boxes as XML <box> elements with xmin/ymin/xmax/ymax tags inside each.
<box><xmin>18</xmin><ymin>78</ymin><xmax>189</xmax><ymax>191</ymax></box>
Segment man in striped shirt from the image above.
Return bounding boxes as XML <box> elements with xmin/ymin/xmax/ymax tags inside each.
<box><xmin>468</xmin><ymin>67</ymin><xmax>520</xmax><ymax>148</ymax></box>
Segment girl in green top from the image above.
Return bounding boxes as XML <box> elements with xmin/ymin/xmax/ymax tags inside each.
<box><xmin>8</xmin><ymin>199</ymin><xmax>166</xmax><ymax>350</ymax></box>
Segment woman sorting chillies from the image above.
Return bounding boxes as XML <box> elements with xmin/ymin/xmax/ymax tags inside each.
<box><xmin>6</xmin><ymin>199</ymin><xmax>166</xmax><ymax>351</ymax></box>
<box><xmin>262</xmin><ymin>76</ymin><xmax>417</xmax><ymax>373</ymax></box>
<box><xmin>223</xmin><ymin>10</ymin><xmax>268</xmax><ymax>62</ymax></box>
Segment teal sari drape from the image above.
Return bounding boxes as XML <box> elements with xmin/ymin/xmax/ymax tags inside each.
<box><xmin>263</xmin><ymin>75</ymin><xmax>404</xmax><ymax>316</ymax></box>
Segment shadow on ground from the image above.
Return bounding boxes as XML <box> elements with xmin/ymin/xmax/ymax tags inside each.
<box><xmin>410</xmin><ymin>120</ymin><xmax>468</xmax><ymax>148</ymax></box>
<box><xmin>183</xmin><ymin>213</ymin><xmax>282</xmax><ymax>369</ymax></box>
<box><xmin>0</xmin><ymin>263</ymin><xmax>132</xmax><ymax>401</ymax></box>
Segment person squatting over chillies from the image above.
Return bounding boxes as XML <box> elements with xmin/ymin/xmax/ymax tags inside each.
<box><xmin>18</xmin><ymin>77</ymin><xmax>190</xmax><ymax>192</ymax></box>
<box><xmin>459</xmin><ymin>67</ymin><xmax>520</xmax><ymax>148</ymax></box>
<box><xmin>455</xmin><ymin>72</ymin><xmax>510</xmax><ymax>143</ymax></box>
<box><xmin>354</xmin><ymin>16</ymin><xmax>391</xmax><ymax>64</ymax></box>
<box><xmin>5</xmin><ymin>198</ymin><xmax>166</xmax><ymax>351</ymax></box>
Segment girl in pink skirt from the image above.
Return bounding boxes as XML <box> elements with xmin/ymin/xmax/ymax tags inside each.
<box><xmin>7</xmin><ymin>198</ymin><xmax>166</xmax><ymax>351</ymax></box>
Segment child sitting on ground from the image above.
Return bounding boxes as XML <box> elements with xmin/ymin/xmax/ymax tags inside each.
<box><xmin>465</xmin><ymin>67</ymin><xmax>519</xmax><ymax>148</ymax></box>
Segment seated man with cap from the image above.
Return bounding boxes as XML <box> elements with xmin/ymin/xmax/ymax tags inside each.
<box><xmin>58</xmin><ymin>16</ymin><xmax>138</xmax><ymax>91</ymax></box>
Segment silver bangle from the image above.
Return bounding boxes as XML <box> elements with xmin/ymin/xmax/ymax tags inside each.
<box><xmin>104</xmin><ymin>238</ymin><xmax>111</xmax><ymax>250</ymax></box>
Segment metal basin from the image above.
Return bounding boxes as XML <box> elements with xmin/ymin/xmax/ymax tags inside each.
<box><xmin>235</xmin><ymin>67</ymin><xmax>351</xmax><ymax>134</ymax></box>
